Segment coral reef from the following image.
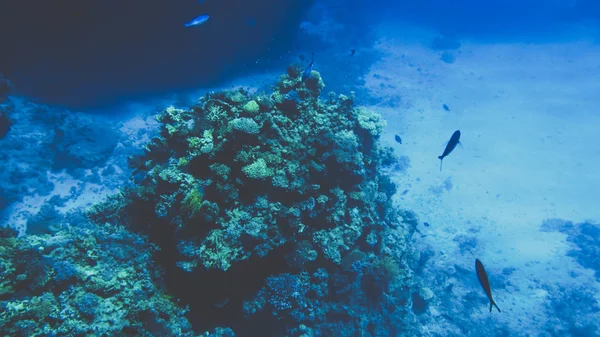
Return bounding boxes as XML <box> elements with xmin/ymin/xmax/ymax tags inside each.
<box><xmin>0</xmin><ymin>217</ymin><xmax>195</xmax><ymax>336</ymax></box>
<box><xmin>90</xmin><ymin>67</ymin><xmax>419</xmax><ymax>336</ymax></box>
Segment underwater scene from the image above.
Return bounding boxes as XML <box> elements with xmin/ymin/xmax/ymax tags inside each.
<box><xmin>1</xmin><ymin>0</ymin><xmax>599</xmax><ymax>336</ymax></box>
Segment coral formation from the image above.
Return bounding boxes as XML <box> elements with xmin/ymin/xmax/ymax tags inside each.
<box><xmin>90</xmin><ymin>67</ymin><xmax>419</xmax><ymax>336</ymax></box>
<box><xmin>0</xmin><ymin>221</ymin><xmax>195</xmax><ymax>336</ymax></box>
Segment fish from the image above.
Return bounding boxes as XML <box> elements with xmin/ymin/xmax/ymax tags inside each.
<box><xmin>350</xmin><ymin>49</ymin><xmax>356</xmax><ymax>56</ymax></box>
<box><xmin>443</xmin><ymin>104</ymin><xmax>450</xmax><ymax>112</ymax></box>
<box><xmin>475</xmin><ymin>259</ymin><xmax>501</xmax><ymax>313</ymax></box>
<box><xmin>394</xmin><ymin>134</ymin><xmax>402</xmax><ymax>144</ymax></box>
<box><xmin>184</xmin><ymin>14</ymin><xmax>209</xmax><ymax>27</ymax></box>
<box><xmin>302</xmin><ymin>52</ymin><xmax>314</xmax><ymax>81</ymax></box>
<box><xmin>438</xmin><ymin>130</ymin><xmax>460</xmax><ymax>171</ymax></box>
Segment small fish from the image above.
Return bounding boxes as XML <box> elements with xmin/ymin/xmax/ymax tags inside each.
<box><xmin>438</xmin><ymin>130</ymin><xmax>460</xmax><ymax>171</ymax></box>
<box><xmin>184</xmin><ymin>14</ymin><xmax>209</xmax><ymax>27</ymax></box>
<box><xmin>299</xmin><ymin>55</ymin><xmax>306</xmax><ymax>61</ymax></box>
<box><xmin>302</xmin><ymin>52</ymin><xmax>314</xmax><ymax>81</ymax></box>
<box><xmin>443</xmin><ymin>104</ymin><xmax>450</xmax><ymax>112</ymax></box>
<box><xmin>394</xmin><ymin>134</ymin><xmax>402</xmax><ymax>144</ymax></box>
<box><xmin>350</xmin><ymin>49</ymin><xmax>356</xmax><ymax>56</ymax></box>
<box><xmin>475</xmin><ymin>259</ymin><xmax>501</xmax><ymax>313</ymax></box>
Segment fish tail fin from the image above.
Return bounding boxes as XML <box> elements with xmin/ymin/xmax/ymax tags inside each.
<box><xmin>438</xmin><ymin>157</ymin><xmax>443</xmax><ymax>171</ymax></box>
<box><xmin>490</xmin><ymin>300</ymin><xmax>501</xmax><ymax>313</ymax></box>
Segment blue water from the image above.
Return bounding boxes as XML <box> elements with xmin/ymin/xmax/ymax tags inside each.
<box><xmin>1</xmin><ymin>0</ymin><xmax>599</xmax><ymax>336</ymax></box>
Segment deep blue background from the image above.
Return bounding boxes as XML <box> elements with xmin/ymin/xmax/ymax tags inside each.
<box><xmin>0</xmin><ymin>0</ymin><xmax>314</xmax><ymax>110</ymax></box>
<box><xmin>1</xmin><ymin>0</ymin><xmax>598</xmax><ymax>111</ymax></box>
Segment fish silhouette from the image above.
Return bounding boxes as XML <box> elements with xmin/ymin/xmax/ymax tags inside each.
<box><xmin>475</xmin><ymin>259</ymin><xmax>501</xmax><ymax>313</ymax></box>
<box><xmin>302</xmin><ymin>53</ymin><xmax>314</xmax><ymax>81</ymax></box>
<box><xmin>438</xmin><ymin>130</ymin><xmax>460</xmax><ymax>171</ymax></box>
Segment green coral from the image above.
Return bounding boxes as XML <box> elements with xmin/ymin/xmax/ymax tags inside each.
<box><xmin>229</xmin><ymin>117</ymin><xmax>260</xmax><ymax>134</ymax></box>
<box><xmin>355</xmin><ymin>107</ymin><xmax>386</xmax><ymax>137</ymax></box>
<box><xmin>188</xmin><ymin>130</ymin><xmax>214</xmax><ymax>157</ymax></box>
<box><xmin>181</xmin><ymin>186</ymin><xmax>204</xmax><ymax>220</ymax></box>
<box><xmin>198</xmin><ymin>229</ymin><xmax>246</xmax><ymax>271</ymax></box>
<box><xmin>333</xmin><ymin>130</ymin><xmax>363</xmax><ymax>165</ymax></box>
<box><xmin>242</xmin><ymin>100</ymin><xmax>260</xmax><ymax>114</ymax></box>
<box><xmin>157</xmin><ymin>105</ymin><xmax>195</xmax><ymax>137</ymax></box>
<box><xmin>178</xmin><ymin>157</ymin><xmax>189</xmax><ymax>167</ymax></box>
<box><xmin>242</xmin><ymin>158</ymin><xmax>273</xmax><ymax>179</ymax></box>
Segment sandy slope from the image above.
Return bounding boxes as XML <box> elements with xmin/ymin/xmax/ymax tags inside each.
<box><xmin>364</xmin><ymin>25</ymin><xmax>600</xmax><ymax>334</ymax></box>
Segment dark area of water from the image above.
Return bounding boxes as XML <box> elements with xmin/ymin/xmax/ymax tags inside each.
<box><xmin>0</xmin><ymin>0</ymin><xmax>314</xmax><ymax>111</ymax></box>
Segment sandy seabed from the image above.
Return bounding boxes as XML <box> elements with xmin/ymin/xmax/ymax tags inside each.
<box><xmin>364</xmin><ymin>24</ymin><xmax>600</xmax><ymax>333</ymax></box>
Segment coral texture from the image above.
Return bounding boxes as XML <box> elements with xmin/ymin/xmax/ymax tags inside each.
<box><xmin>90</xmin><ymin>67</ymin><xmax>419</xmax><ymax>336</ymax></box>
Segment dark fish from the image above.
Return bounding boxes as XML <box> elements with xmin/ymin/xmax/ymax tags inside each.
<box><xmin>475</xmin><ymin>259</ymin><xmax>501</xmax><ymax>313</ymax></box>
<box><xmin>350</xmin><ymin>49</ymin><xmax>356</xmax><ymax>56</ymax></box>
<box><xmin>443</xmin><ymin>104</ymin><xmax>450</xmax><ymax>112</ymax></box>
<box><xmin>299</xmin><ymin>55</ymin><xmax>306</xmax><ymax>62</ymax></box>
<box><xmin>438</xmin><ymin>130</ymin><xmax>460</xmax><ymax>171</ymax></box>
<box><xmin>302</xmin><ymin>52</ymin><xmax>314</xmax><ymax>81</ymax></box>
<box><xmin>394</xmin><ymin>134</ymin><xmax>402</xmax><ymax>144</ymax></box>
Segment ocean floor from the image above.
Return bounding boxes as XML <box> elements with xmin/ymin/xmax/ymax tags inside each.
<box><xmin>366</xmin><ymin>25</ymin><xmax>600</xmax><ymax>335</ymax></box>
